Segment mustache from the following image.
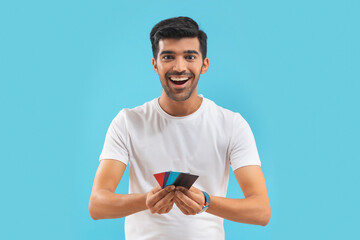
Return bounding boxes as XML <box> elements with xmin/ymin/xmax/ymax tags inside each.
<box><xmin>165</xmin><ymin>71</ymin><xmax>194</xmax><ymax>78</ymax></box>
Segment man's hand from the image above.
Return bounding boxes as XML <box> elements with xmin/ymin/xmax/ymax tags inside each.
<box><xmin>174</xmin><ymin>186</ymin><xmax>205</xmax><ymax>215</ymax></box>
<box><xmin>146</xmin><ymin>185</ymin><xmax>175</xmax><ymax>214</ymax></box>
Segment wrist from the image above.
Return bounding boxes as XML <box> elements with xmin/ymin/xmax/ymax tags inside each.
<box><xmin>197</xmin><ymin>191</ymin><xmax>211</xmax><ymax>214</ymax></box>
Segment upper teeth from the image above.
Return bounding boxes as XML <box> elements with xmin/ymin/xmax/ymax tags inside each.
<box><xmin>170</xmin><ymin>77</ymin><xmax>189</xmax><ymax>81</ymax></box>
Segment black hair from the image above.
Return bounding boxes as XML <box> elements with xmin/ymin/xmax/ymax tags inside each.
<box><xmin>150</xmin><ymin>16</ymin><xmax>207</xmax><ymax>60</ymax></box>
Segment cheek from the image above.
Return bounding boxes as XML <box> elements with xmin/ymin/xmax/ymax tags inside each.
<box><xmin>158</xmin><ymin>65</ymin><xmax>170</xmax><ymax>75</ymax></box>
<box><xmin>191</xmin><ymin>63</ymin><xmax>203</xmax><ymax>75</ymax></box>
<box><xmin>192</xmin><ymin>68</ymin><xmax>202</xmax><ymax>77</ymax></box>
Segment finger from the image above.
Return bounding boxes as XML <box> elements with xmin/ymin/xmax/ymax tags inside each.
<box><xmin>151</xmin><ymin>185</ymin><xmax>162</xmax><ymax>194</ymax></box>
<box><xmin>158</xmin><ymin>205</ymin><xmax>172</xmax><ymax>214</ymax></box>
<box><xmin>175</xmin><ymin>190</ymin><xmax>200</xmax><ymax>210</ymax></box>
<box><xmin>175</xmin><ymin>191</ymin><xmax>201</xmax><ymax>215</ymax></box>
<box><xmin>147</xmin><ymin>186</ymin><xmax>165</xmax><ymax>208</ymax></box>
<box><xmin>164</xmin><ymin>185</ymin><xmax>176</xmax><ymax>192</ymax></box>
<box><xmin>158</xmin><ymin>201</ymin><xmax>174</xmax><ymax>214</ymax></box>
<box><xmin>174</xmin><ymin>198</ymin><xmax>191</xmax><ymax>215</ymax></box>
<box><xmin>152</xmin><ymin>191</ymin><xmax>175</xmax><ymax>213</ymax></box>
<box><xmin>148</xmin><ymin>185</ymin><xmax>175</xmax><ymax>207</ymax></box>
<box><xmin>175</xmin><ymin>192</ymin><xmax>195</xmax><ymax>214</ymax></box>
<box><xmin>177</xmin><ymin>186</ymin><xmax>204</xmax><ymax>205</ymax></box>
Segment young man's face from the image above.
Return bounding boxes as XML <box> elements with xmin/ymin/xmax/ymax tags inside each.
<box><xmin>152</xmin><ymin>37</ymin><xmax>209</xmax><ymax>102</ymax></box>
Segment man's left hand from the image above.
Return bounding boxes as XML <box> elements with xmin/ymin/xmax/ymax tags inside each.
<box><xmin>174</xmin><ymin>186</ymin><xmax>205</xmax><ymax>215</ymax></box>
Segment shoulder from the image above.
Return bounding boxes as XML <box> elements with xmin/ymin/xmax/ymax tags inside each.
<box><xmin>110</xmin><ymin>99</ymin><xmax>157</xmax><ymax>131</ymax></box>
<box><xmin>204</xmin><ymin>97</ymin><xmax>246</xmax><ymax>124</ymax></box>
<box><xmin>114</xmin><ymin>99</ymin><xmax>155</xmax><ymax>120</ymax></box>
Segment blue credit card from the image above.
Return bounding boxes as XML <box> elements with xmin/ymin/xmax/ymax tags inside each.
<box><xmin>165</xmin><ymin>171</ymin><xmax>181</xmax><ymax>187</ymax></box>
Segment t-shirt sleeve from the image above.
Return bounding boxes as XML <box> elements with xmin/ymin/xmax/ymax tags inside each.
<box><xmin>229</xmin><ymin>113</ymin><xmax>261</xmax><ymax>171</ymax></box>
<box><xmin>99</xmin><ymin>110</ymin><xmax>129</xmax><ymax>165</ymax></box>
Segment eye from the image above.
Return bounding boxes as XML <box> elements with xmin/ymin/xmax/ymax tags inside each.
<box><xmin>162</xmin><ymin>55</ymin><xmax>174</xmax><ymax>60</ymax></box>
<box><xmin>185</xmin><ymin>55</ymin><xmax>196</xmax><ymax>60</ymax></box>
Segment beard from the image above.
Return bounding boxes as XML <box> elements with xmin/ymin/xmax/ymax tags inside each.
<box><xmin>163</xmin><ymin>82</ymin><xmax>197</xmax><ymax>102</ymax></box>
<box><xmin>161</xmin><ymin>73</ymin><xmax>197</xmax><ymax>102</ymax></box>
<box><xmin>160</xmin><ymin>66</ymin><xmax>202</xmax><ymax>102</ymax></box>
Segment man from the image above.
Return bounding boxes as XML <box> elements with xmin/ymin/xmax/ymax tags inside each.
<box><xmin>89</xmin><ymin>16</ymin><xmax>271</xmax><ymax>239</ymax></box>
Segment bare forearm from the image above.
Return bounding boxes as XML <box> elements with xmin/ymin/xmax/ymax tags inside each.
<box><xmin>89</xmin><ymin>189</ymin><xmax>147</xmax><ymax>220</ymax></box>
<box><xmin>206</xmin><ymin>195</ymin><xmax>271</xmax><ymax>226</ymax></box>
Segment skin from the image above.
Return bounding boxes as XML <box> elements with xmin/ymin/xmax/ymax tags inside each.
<box><xmin>152</xmin><ymin>37</ymin><xmax>209</xmax><ymax>117</ymax></box>
<box><xmin>88</xmin><ymin>37</ymin><xmax>271</xmax><ymax>226</ymax></box>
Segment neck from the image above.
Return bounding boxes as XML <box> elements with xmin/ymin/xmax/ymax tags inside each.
<box><xmin>158</xmin><ymin>90</ymin><xmax>203</xmax><ymax>117</ymax></box>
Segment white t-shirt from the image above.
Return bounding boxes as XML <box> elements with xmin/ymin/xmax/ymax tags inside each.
<box><xmin>99</xmin><ymin>96</ymin><xmax>261</xmax><ymax>240</ymax></box>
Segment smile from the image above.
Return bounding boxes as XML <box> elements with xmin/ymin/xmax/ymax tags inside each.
<box><xmin>170</xmin><ymin>77</ymin><xmax>190</xmax><ymax>81</ymax></box>
<box><xmin>169</xmin><ymin>76</ymin><xmax>190</xmax><ymax>85</ymax></box>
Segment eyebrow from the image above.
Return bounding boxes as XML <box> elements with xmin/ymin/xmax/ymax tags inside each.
<box><xmin>184</xmin><ymin>50</ymin><xmax>199</xmax><ymax>55</ymax></box>
<box><xmin>159</xmin><ymin>50</ymin><xmax>200</xmax><ymax>55</ymax></box>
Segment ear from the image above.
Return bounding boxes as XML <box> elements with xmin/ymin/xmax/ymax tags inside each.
<box><xmin>200</xmin><ymin>57</ymin><xmax>209</xmax><ymax>74</ymax></box>
<box><xmin>152</xmin><ymin>58</ymin><xmax>158</xmax><ymax>74</ymax></box>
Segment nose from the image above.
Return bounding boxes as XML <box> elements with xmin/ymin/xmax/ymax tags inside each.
<box><xmin>173</xmin><ymin>58</ymin><xmax>187</xmax><ymax>72</ymax></box>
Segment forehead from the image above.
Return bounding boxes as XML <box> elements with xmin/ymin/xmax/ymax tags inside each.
<box><xmin>158</xmin><ymin>37</ymin><xmax>200</xmax><ymax>53</ymax></box>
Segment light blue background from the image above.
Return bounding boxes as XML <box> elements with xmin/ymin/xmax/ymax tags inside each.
<box><xmin>1</xmin><ymin>0</ymin><xmax>359</xmax><ymax>239</ymax></box>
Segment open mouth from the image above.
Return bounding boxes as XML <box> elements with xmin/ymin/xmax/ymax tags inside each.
<box><xmin>169</xmin><ymin>76</ymin><xmax>190</xmax><ymax>85</ymax></box>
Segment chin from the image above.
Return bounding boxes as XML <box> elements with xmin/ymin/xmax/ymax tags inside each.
<box><xmin>168</xmin><ymin>94</ymin><xmax>192</xmax><ymax>102</ymax></box>
<box><xmin>166</xmin><ymin>90</ymin><xmax>192</xmax><ymax>101</ymax></box>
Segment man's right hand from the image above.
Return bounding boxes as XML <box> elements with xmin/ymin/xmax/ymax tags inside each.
<box><xmin>146</xmin><ymin>185</ymin><xmax>175</xmax><ymax>214</ymax></box>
